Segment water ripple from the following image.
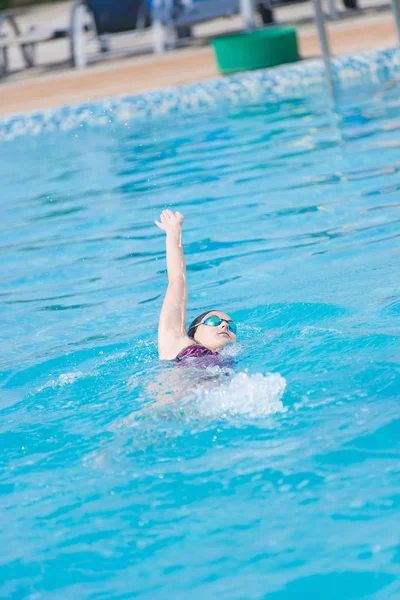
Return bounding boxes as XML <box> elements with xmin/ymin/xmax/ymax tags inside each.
<box><xmin>1</xmin><ymin>88</ymin><xmax>400</xmax><ymax>599</ymax></box>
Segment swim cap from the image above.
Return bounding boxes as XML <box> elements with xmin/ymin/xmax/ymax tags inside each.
<box><xmin>187</xmin><ymin>310</ymin><xmax>215</xmax><ymax>339</ymax></box>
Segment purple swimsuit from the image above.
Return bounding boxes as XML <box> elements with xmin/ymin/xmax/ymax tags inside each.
<box><xmin>175</xmin><ymin>344</ymin><xmax>217</xmax><ymax>362</ymax></box>
<box><xmin>174</xmin><ymin>344</ymin><xmax>235</xmax><ymax>375</ymax></box>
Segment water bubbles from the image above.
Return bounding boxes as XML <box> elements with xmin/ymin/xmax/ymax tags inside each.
<box><xmin>37</xmin><ymin>370</ymin><xmax>85</xmax><ymax>391</ymax></box>
<box><xmin>192</xmin><ymin>371</ymin><xmax>286</xmax><ymax>419</ymax></box>
<box><xmin>218</xmin><ymin>342</ymin><xmax>243</xmax><ymax>358</ymax></box>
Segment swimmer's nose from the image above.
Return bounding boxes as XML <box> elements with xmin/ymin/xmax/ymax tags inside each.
<box><xmin>220</xmin><ymin>320</ymin><xmax>229</xmax><ymax>331</ymax></box>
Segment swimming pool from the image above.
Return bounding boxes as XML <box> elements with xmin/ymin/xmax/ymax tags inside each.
<box><xmin>1</xmin><ymin>51</ymin><xmax>399</xmax><ymax>599</ymax></box>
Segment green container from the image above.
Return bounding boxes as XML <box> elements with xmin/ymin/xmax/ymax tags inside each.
<box><xmin>212</xmin><ymin>26</ymin><xmax>299</xmax><ymax>75</ymax></box>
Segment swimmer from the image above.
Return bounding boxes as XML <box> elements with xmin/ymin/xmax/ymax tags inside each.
<box><xmin>155</xmin><ymin>209</ymin><xmax>237</xmax><ymax>361</ymax></box>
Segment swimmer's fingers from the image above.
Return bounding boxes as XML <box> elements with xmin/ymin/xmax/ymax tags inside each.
<box><xmin>156</xmin><ymin>209</ymin><xmax>184</xmax><ymax>232</ymax></box>
<box><xmin>160</xmin><ymin>210</ymin><xmax>173</xmax><ymax>225</ymax></box>
<box><xmin>175</xmin><ymin>211</ymin><xmax>184</xmax><ymax>224</ymax></box>
<box><xmin>163</xmin><ymin>209</ymin><xmax>184</xmax><ymax>226</ymax></box>
<box><xmin>155</xmin><ymin>210</ymin><xmax>170</xmax><ymax>231</ymax></box>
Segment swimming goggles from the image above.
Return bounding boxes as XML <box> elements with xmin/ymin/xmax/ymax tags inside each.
<box><xmin>201</xmin><ymin>315</ymin><xmax>237</xmax><ymax>335</ymax></box>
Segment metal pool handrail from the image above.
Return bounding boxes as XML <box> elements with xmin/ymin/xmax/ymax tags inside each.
<box><xmin>311</xmin><ymin>0</ymin><xmax>333</xmax><ymax>97</ymax></box>
<box><xmin>392</xmin><ymin>0</ymin><xmax>400</xmax><ymax>40</ymax></box>
<box><xmin>311</xmin><ymin>0</ymin><xmax>400</xmax><ymax>98</ymax></box>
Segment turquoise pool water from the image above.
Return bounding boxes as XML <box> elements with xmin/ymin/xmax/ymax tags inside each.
<box><xmin>1</xmin><ymin>83</ymin><xmax>400</xmax><ymax>599</ymax></box>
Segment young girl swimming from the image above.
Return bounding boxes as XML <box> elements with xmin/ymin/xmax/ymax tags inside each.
<box><xmin>155</xmin><ymin>209</ymin><xmax>237</xmax><ymax>361</ymax></box>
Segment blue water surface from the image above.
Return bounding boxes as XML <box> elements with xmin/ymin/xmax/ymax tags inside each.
<box><xmin>1</xmin><ymin>84</ymin><xmax>399</xmax><ymax>599</ymax></box>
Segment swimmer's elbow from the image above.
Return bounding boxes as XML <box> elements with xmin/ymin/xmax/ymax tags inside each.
<box><xmin>167</xmin><ymin>273</ymin><xmax>186</xmax><ymax>289</ymax></box>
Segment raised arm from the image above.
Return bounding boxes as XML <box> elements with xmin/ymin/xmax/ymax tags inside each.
<box><xmin>155</xmin><ymin>209</ymin><xmax>193</xmax><ymax>360</ymax></box>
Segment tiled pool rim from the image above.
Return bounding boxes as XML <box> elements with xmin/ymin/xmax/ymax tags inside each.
<box><xmin>1</xmin><ymin>47</ymin><xmax>399</xmax><ymax>141</ymax></box>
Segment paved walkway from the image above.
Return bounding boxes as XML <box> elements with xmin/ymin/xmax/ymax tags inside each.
<box><xmin>0</xmin><ymin>0</ymin><xmax>397</xmax><ymax>115</ymax></box>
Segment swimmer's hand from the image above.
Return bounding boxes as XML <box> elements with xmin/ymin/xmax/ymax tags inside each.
<box><xmin>155</xmin><ymin>209</ymin><xmax>184</xmax><ymax>234</ymax></box>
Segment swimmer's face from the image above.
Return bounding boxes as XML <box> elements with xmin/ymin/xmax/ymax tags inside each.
<box><xmin>194</xmin><ymin>310</ymin><xmax>237</xmax><ymax>351</ymax></box>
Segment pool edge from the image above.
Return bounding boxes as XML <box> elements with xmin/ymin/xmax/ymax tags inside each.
<box><xmin>1</xmin><ymin>47</ymin><xmax>399</xmax><ymax>141</ymax></box>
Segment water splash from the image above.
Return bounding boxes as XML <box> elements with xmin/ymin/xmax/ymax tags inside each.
<box><xmin>37</xmin><ymin>370</ymin><xmax>86</xmax><ymax>391</ymax></box>
<box><xmin>192</xmin><ymin>371</ymin><xmax>286</xmax><ymax>418</ymax></box>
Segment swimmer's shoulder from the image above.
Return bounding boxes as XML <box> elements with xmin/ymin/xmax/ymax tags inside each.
<box><xmin>158</xmin><ymin>336</ymin><xmax>196</xmax><ymax>361</ymax></box>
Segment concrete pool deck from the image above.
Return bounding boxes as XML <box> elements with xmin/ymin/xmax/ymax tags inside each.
<box><xmin>0</xmin><ymin>0</ymin><xmax>398</xmax><ymax>116</ymax></box>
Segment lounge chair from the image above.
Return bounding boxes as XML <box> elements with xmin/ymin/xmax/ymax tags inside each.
<box><xmin>0</xmin><ymin>12</ymin><xmax>68</xmax><ymax>76</ymax></box>
<box><xmin>151</xmin><ymin>0</ymin><xmax>261</xmax><ymax>53</ymax></box>
<box><xmin>70</xmin><ymin>0</ymin><xmax>269</xmax><ymax>67</ymax></box>
<box><xmin>70</xmin><ymin>0</ymin><xmax>152</xmax><ymax>68</ymax></box>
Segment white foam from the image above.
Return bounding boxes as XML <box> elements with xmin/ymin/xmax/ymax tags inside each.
<box><xmin>192</xmin><ymin>371</ymin><xmax>286</xmax><ymax>418</ymax></box>
<box><xmin>101</xmin><ymin>351</ymin><xmax>127</xmax><ymax>363</ymax></box>
<box><xmin>37</xmin><ymin>371</ymin><xmax>85</xmax><ymax>391</ymax></box>
<box><xmin>300</xmin><ymin>326</ymin><xmax>342</xmax><ymax>335</ymax></box>
<box><xmin>217</xmin><ymin>343</ymin><xmax>244</xmax><ymax>358</ymax></box>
